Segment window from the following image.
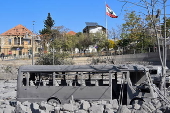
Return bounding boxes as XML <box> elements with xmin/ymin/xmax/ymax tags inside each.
<box><xmin>22</xmin><ymin>72</ymin><xmax>53</xmax><ymax>86</ymax></box>
<box><xmin>27</xmin><ymin>40</ymin><xmax>31</xmax><ymax>45</ymax></box>
<box><xmin>8</xmin><ymin>39</ymin><xmax>12</xmax><ymax>45</ymax></box>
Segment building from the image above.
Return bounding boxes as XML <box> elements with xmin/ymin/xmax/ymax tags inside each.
<box><xmin>67</xmin><ymin>31</ymin><xmax>76</xmax><ymax>35</ymax></box>
<box><xmin>83</xmin><ymin>22</ymin><xmax>106</xmax><ymax>34</ymax></box>
<box><xmin>0</xmin><ymin>24</ymin><xmax>41</xmax><ymax>57</ymax></box>
<box><xmin>82</xmin><ymin>22</ymin><xmax>106</xmax><ymax>53</ymax></box>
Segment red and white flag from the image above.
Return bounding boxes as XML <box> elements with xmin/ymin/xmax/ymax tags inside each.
<box><xmin>106</xmin><ymin>4</ymin><xmax>118</xmax><ymax>18</ymax></box>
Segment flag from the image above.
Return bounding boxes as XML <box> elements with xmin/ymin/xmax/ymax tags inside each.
<box><xmin>106</xmin><ymin>4</ymin><xmax>118</xmax><ymax>18</ymax></box>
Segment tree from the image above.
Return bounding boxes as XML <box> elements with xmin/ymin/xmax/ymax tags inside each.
<box><xmin>44</xmin><ymin>13</ymin><xmax>55</xmax><ymax>31</ymax></box>
<box><xmin>39</xmin><ymin>13</ymin><xmax>55</xmax><ymax>53</ymax></box>
<box><xmin>108</xmin><ymin>40</ymin><xmax>115</xmax><ymax>49</ymax></box>
<box><xmin>121</xmin><ymin>11</ymin><xmax>143</xmax><ymax>49</ymax></box>
<box><xmin>118</xmin><ymin>0</ymin><xmax>168</xmax><ymax>94</ymax></box>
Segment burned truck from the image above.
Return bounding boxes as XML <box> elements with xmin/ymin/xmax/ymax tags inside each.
<box><xmin>16</xmin><ymin>64</ymin><xmax>169</xmax><ymax>105</ymax></box>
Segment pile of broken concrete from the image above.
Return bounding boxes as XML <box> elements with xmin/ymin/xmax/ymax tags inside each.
<box><xmin>0</xmin><ymin>98</ymin><xmax>168</xmax><ymax>113</ymax></box>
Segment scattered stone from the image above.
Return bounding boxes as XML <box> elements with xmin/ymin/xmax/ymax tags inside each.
<box><xmin>63</xmin><ymin>103</ymin><xmax>74</xmax><ymax>111</ymax></box>
<box><xmin>80</xmin><ymin>100</ymin><xmax>90</xmax><ymax>110</ymax></box>
<box><xmin>89</xmin><ymin>105</ymin><xmax>104</xmax><ymax>113</ymax></box>
<box><xmin>117</xmin><ymin>105</ymin><xmax>131</xmax><ymax>113</ymax></box>
<box><xmin>132</xmin><ymin>103</ymin><xmax>141</xmax><ymax>110</ymax></box>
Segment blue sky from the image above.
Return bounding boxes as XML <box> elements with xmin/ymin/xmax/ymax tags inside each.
<box><xmin>0</xmin><ymin>0</ymin><xmax>170</xmax><ymax>34</ymax></box>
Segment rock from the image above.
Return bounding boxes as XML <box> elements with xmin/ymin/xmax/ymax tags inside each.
<box><xmin>151</xmin><ymin>99</ymin><xmax>162</xmax><ymax>109</ymax></box>
<box><xmin>117</xmin><ymin>105</ymin><xmax>131</xmax><ymax>113</ymax></box>
<box><xmin>75</xmin><ymin>109</ymin><xmax>87</xmax><ymax>113</ymax></box>
<box><xmin>104</xmin><ymin>104</ymin><xmax>113</xmax><ymax>109</ymax></box>
<box><xmin>110</xmin><ymin>99</ymin><xmax>119</xmax><ymax>110</ymax></box>
<box><xmin>80</xmin><ymin>100</ymin><xmax>90</xmax><ymax>110</ymax></box>
<box><xmin>22</xmin><ymin>101</ymin><xmax>31</xmax><ymax>107</ymax></box>
<box><xmin>3</xmin><ymin>104</ymin><xmax>15</xmax><ymax>113</ymax></box>
<box><xmin>135</xmin><ymin>108</ymin><xmax>148</xmax><ymax>113</ymax></box>
<box><xmin>155</xmin><ymin>109</ymin><xmax>163</xmax><ymax>113</ymax></box>
<box><xmin>104</xmin><ymin>108</ymin><xmax>114</xmax><ymax>113</ymax></box>
<box><xmin>63</xmin><ymin>103</ymin><xmax>74</xmax><ymax>111</ymax></box>
<box><xmin>89</xmin><ymin>105</ymin><xmax>104</xmax><ymax>113</ymax></box>
<box><xmin>132</xmin><ymin>103</ymin><xmax>141</xmax><ymax>110</ymax></box>
<box><xmin>43</xmin><ymin>103</ymin><xmax>53</xmax><ymax>112</ymax></box>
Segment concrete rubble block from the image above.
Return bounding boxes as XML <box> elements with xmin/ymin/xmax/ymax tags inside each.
<box><xmin>155</xmin><ymin>109</ymin><xmax>163</xmax><ymax>113</ymax></box>
<box><xmin>0</xmin><ymin>104</ymin><xmax>6</xmax><ymax>109</ymax></box>
<box><xmin>117</xmin><ymin>105</ymin><xmax>131</xmax><ymax>113</ymax></box>
<box><xmin>104</xmin><ymin>108</ymin><xmax>115</xmax><ymax>113</ymax></box>
<box><xmin>63</xmin><ymin>111</ymin><xmax>71</xmax><ymax>113</ymax></box>
<box><xmin>3</xmin><ymin>104</ymin><xmax>15</xmax><ymax>113</ymax></box>
<box><xmin>63</xmin><ymin>103</ymin><xmax>75</xmax><ymax>112</ymax></box>
<box><xmin>0</xmin><ymin>109</ymin><xmax>3</xmax><ymax>113</ymax></box>
<box><xmin>89</xmin><ymin>105</ymin><xmax>104</xmax><ymax>113</ymax></box>
<box><xmin>22</xmin><ymin>101</ymin><xmax>31</xmax><ymax>107</ymax></box>
<box><xmin>110</xmin><ymin>99</ymin><xmax>119</xmax><ymax>110</ymax></box>
<box><xmin>126</xmin><ymin>105</ymin><xmax>132</xmax><ymax>109</ymax></box>
<box><xmin>75</xmin><ymin>109</ymin><xmax>87</xmax><ymax>113</ymax></box>
<box><xmin>2</xmin><ymin>100</ymin><xmax>10</xmax><ymax>105</ymax></box>
<box><xmin>32</xmin><ymin>103</ymin><xmax>39</xmax><ymax>109</ymax></box>
<box><xmin>42</xmin><ymin>103</ymin><xmax>54</xmax><ymax>112</ymax></box>
<box><xmin>100</xmin><ymin>100</ymin><xmax>107</xmax><ymax>105</ymax></box>
<box><xmin>134</xmin><ymin>108</ymin><xmax>148</xmax><ymax>113</ymax></box>
<box><xmin>38</xmin><ymin>101</ymin><xmax>47</xmax><ymax>110</ymax></box>
<box><xmin>151</xmin><ymin>99</ymin><xmax>162</xmax><ymax>109</ymax></box>
<box><xmin>132</xmin><ymin>103</ymin><xmax>141</xmax><ymax>110</ymax></box>
<box><xmin>104</xmin><ymin>104</ymin><xmax>113</xmax><ymax>109</ymax></box>
<box><xmin>39</xmin><ymin>109</ymin><xmax>46</xmax><ymax>113</ymax></box>
<box><xmin>15</xmin><ymin>102</ymin><xmax>32</xmax><ymax>113</ymax></box>
<box><xmin>80</xmin><ymin>100</ymin><xmax>91</xmax><ymax>110</ymax></box>
<box><xmin>30</xmin><ymin>103</ymin><xmax>42</xmax><ymax>113</ymax></box>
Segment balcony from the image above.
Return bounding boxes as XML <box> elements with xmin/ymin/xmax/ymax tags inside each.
<box><xmin>11</xmin><ymin>44</ymin><xmax>24</xmax><ymax>48</ymax></box>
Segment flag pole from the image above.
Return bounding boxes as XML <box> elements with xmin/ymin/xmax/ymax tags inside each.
<box><xmin>105</xmin><ymin>2</ymin><xmax>109</xmax><ymax>56</ymax></box>
<box><xmin>105</xmin><ymin>2</ymin><xmax>108</xmax><ymax>39</ymax></box>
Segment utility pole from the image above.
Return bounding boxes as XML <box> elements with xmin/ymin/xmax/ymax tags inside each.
<box><xmin>32</xmin><ymin>21</ymin><xmax>35</xmax><ymax>65</ymax></box>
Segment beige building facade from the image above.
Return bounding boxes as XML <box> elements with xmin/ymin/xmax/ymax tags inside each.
<box><xmin>0</xmin><ymin>24</ymin><xmax>41</xmax><ymax>57</ymax></box>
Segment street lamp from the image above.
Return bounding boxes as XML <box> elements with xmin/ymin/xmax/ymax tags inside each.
<box><xmin>32</xmin><ymin>21</ymin><xmax>35</xmax><ymax>65</ymax></box>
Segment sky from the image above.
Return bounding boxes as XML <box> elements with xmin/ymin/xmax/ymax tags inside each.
<box><xmin>0</xmin><ymin>0</ymin><xmax>170</xmax><ymax>35</ymax></box>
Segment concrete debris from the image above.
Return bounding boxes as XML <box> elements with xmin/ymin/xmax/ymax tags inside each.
<box><xmin>132</xmin><ymin>103</ymin><xmax>141</xmax><ymax>110</ymax></box>
<box><xmin>117</xmin><ymin>105</ymin><xmax>131</xmax><ymax>113</ymax></box>
<box><xmin>80</xmin><ymin>100</ymin><xmax>90</xmax><ymax>110</ymax></box>
<box><xmin>89</xmin><ymin>104</ymin><xmax>104</xmax><ymax>113</ymax></box>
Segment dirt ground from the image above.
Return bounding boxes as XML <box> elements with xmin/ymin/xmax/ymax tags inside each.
<box><xmin>0</xmin><ymin>57</ymin><xmax>89</xmax><ymax>66</ymax></box>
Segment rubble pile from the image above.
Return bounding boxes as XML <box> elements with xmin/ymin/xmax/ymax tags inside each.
<box><xmin>0</xmin><ymin>65</ymin><xmax>18</xmax><ymax>80</ymax></box>
<box><xmin>0</xmin><ymin>99</ymin><xmax>168</xmax><ymax>113</ymax></box>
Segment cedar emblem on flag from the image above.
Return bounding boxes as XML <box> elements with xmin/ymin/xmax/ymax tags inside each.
<box><xmin>106</xmin><ymin>4</ymin><xmax>118</xmax><ymax>18</ymax></box>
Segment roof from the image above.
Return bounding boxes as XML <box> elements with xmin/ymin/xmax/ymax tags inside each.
<box><xmin>0</xmin><ymin>24</ymin><xmax>33</xmax><ymax>36</ymax></box>
<box><xmin>85</xmin><ymin>22</ymin><xmax>98</xmax><ymax>26</ymax></box>
<box><xmin>19</xmin><ymin>64</ymin><xmax>148</xmax><ymax>72</ymax></box>
<box><xmin>67</xmin><ymin>31</ymin><xmax>76</xmax><ymax>35</ymax></box>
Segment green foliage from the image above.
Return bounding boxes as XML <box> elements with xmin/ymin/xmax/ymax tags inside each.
<box><xmin>122</xmin><ymin>11</ymin><xmax>143</xmax><ymax>42</ymax></box>
<box><xmin>44</xmin><ymin>13</ymin><xmax>55</xmax><ymax>30</ymax></box>
<box><xmin>39</xmin><ymin>28</ymin><xmax>51</xmax><ymax>35</ymax></box>
<box><xmin>35</xmin><ymin>52</ymin><xmax>74</xmax><ymax>65</ymax></box>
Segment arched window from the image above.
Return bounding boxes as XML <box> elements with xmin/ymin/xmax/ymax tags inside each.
<box><xmin>14</xmin><ymin>37</ymin><xmax>17</xmax><ymax>45</ymax></box>
<box><xmin>21</xmin><ymin>37</ymin><xmax>24</xmax><ymax>45</ymax></box>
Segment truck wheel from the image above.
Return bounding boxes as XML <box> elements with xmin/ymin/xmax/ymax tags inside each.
<box><xmin>130</xmin><ymin>97</ymin><xmax>144</xmax><ymax>105</ymax></box>
<box><xmin>47</xmin><ymin>97</ymin><xmax>61</xmax><ymax>106</ymax></box>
